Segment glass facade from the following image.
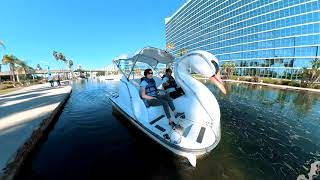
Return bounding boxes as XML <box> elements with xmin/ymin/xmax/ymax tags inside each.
<box><xmin>165</xmin><ymin>0</ymin><xmax>320</xmax><ymax>80</ymax></box>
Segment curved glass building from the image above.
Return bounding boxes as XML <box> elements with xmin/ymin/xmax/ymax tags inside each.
<box><xmin>165</xmin><ymin>0</ymin><xmax>320</xmax><ymax>79</ymax></box>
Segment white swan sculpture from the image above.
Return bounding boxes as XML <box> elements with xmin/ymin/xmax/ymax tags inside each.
<box><xmin>109</xmin><ymin>47</ymin><xmax>226</xmax><ymax>167</ymax></box>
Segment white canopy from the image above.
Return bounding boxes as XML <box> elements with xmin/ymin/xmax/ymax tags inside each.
<box><xmin>114</xmin><ymin>47</ymin><xmax>175</xmax><ymax>67</ymax></box>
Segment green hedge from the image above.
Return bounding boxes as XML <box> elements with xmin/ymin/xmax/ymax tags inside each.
<box><xmin>260</xmin><ymin>78</ymin><xmax>278</xmax><ymax>84</ymax></box>
<box><xmin>314</xmin><ymin>84</ymin><xmax>320</xmax><ymax>89</ymax></box>
<box><xmin>0</xmin><ymin>84</ymin><xmax>14</xmax><ymax>90</ymax></box>
<box><xmin>288</xmin><ymin>81</ymin><xmax>301</xmax><ymax>87</ymax></box>
<box><xmin>2</xmin><ymin>81</ymin><xmax>14</xmax><ymax>85</ymax></box>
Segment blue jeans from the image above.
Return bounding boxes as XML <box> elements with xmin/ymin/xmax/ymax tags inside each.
<box><xmin>147</xmin><ymin>94</ymin><xmax>175</xmax><ymax>119</ymax></box>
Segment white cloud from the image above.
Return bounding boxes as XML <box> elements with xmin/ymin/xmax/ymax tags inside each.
<box><xmin>115</xmin><ymin>54</ymin><xmax>130</xmax><ymax>60</ymax></box>
<box><xmin>114</xmin><ymin>52</ymin><xmax>137</xmax><ymax>60</ymax></box>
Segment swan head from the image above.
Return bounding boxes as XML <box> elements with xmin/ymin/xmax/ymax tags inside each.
<box><xmin>178</xmin><ymin>50</ymin><xmax>227</xmax><ymax>94</ymax></box>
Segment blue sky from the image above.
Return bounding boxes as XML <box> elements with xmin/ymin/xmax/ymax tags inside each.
<box><xmin>1</xmin><ymin>0</ymin><xmax>186</xmax><ymax>71</ymax></box>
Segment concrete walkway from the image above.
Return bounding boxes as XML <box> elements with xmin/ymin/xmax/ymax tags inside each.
<box><xmin>0</xmin><ymin>83</ymin><xmax>72</xmax><ymax>179</ymax></box>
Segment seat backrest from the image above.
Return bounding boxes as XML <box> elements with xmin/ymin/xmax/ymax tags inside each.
<box><xmin>153</xmin><ymin>76</ymin><xmax>163</xmax><ymax>89</ymax></box>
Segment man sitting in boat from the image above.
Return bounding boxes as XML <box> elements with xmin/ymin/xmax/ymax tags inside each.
<box><xmin>161</xmin><ymin>68</ymin><xmax>185</xmax><ymax>99</ymax></box>
<box><xmin>140</xmin><ymin>69</ymin><xmax>184</xmax><ymax>128</ymax></box>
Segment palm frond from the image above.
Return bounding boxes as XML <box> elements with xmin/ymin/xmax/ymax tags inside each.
<box><xmin>2</xmin><ymin>55</ymin><xmax>17</xmax><ymax>65</ymax></box>
<box><xmin>36</xmin><ymin>64</ymin><xmax>42</xmax><ymax>70</ymax></box>
<box><xmin>53</xmin><ymin>51</ymin><xmax>59</xmax><ymax>60</ymax></box>
<box><xmin>0</xmin><ymin>40</ymin><xmax>5</xmax><ymax>49</ymax></box>
<box><xmin>68</xmin><ymin>60</ymin><xmax>74</xmax><ymax>68</ymax></box>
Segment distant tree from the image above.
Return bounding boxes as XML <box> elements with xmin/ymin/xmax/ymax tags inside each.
<box><xmin>53</xmin><ymin>51</ymin><xmax>59</xmax><ymax>61</ymax></box>
<box><xmin>221</xmin><ymin>61</ymin><xmax>236</xmax><ymax>79</ymax></box>
<box><xmin>68</xmin><ymin>60</ymin><xmax>74</xmax><ymax>78</ymax></box>
<box><xmin>301</xmin><ymin>58</ymin><xmax>320</xmax><ymax>88</ymax></box>
<box><xmin>53</xmin><ymin>51</ymin><xmax>67</xmax><ymax>63</ymax></box>
<box><xmin>58</xmin><ymin>53</ymin><xmax>67</xmax><ymax>63</ymax></box>
<box><xmin>2</xmin><ymin>55</ymin><xmax>20</xmax><ymax>83</ymax></box>
<box><xmin>176</xmin><ymin>48</ymin><xmax>188</xmax><ymax>57</ymax></box>
<box><xmin>37</xmin><ymin>64</ymin><xmax>42</xmax><ymax>70</ymax></box>
<box><xmin>16</xmin><ymin>60</ymin><xmax>34</xmax><ymax>79</ymax></box>
<box><xmin>166</xmin><ymin>43</ymin><xmax>175</xmax><ymax>51</ymax></box>
<box><xmin>68</xmin><ymin>60</ymin><xmax>73</xmax><ymax>69</ymax></box>
<box><xmin>53</xmin><ymin>50</ymin><xmax>70</xmax><ymax>78</ymax></box>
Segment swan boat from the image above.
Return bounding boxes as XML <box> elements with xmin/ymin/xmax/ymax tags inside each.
<box><xmin>109</xmin><ymin>47</ymin><xmax>227</xmax><ymax>167</ymax></box>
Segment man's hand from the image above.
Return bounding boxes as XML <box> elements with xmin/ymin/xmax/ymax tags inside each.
<box><xmin>162</xmin><ymin>82</ymin><xmax>169</xmax><ymax>89</ymax></box>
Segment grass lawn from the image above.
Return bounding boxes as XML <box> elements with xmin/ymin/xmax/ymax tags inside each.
<box><xmin>0</xmin><ymin>87</ymin><xmax>21</xmax><ymax>95</ymax></box>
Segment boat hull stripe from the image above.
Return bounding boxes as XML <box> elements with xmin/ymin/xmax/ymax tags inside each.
<box><xmin>150</xmin><ymin>115</ymin><xmax>165</xmax><ymax>125</ymax></box>
<box><xmin>197</xmin><ymin>127</ymin><xmax>206</xmax><ymax>143</ymax></box>
<box><xmin>155</xmin><ymin>125</ymin><xmax>166</xmax><ymax>132</ymax></box>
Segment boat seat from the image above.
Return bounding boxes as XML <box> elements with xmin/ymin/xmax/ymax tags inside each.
<box><xmin>153</xmin><ymin>77</ymin><xmax>163</xmax><ymax>89</ymax></box>
<box><xmin>131</xmin><ymin>79</ymin><xmax>141</xmax><ymax>91</ymax></box>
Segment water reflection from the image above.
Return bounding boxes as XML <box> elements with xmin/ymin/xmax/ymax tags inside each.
<box><xmin>275</xmin><ymin>91</ymin><xmax>290</xmax><ymax>110</ymax></box>
<box><xmin>212</xmin><ymin>82</ymin><xmax>319</xmax><ymax>117</ymax></box>
<box><xmin>293</xmin><ymin>92</ymin><xmax>319</xmax><ymax>115</ymax></box>
<box><xmin>207</xmin><ymin>82</ymin><xmax>320</xmax><ymax>179</ymax></box>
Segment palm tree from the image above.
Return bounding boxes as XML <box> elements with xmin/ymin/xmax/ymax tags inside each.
<box><xmin>15</xmin><ymin>66</ymin><xmax>24</xmax><ymax>82</ymax></box>
<box><xmin>59</xmin><ymin>53</ymin><xmax>68</xmax><ymax>78</ymax></box>
<box><xmin>166</xmin><ymin>43</ymin><xmax>175</xmax><ymax>52</ymax></box>
<box><xmin>17</xmin><ymin>60</ymin><xmax>34</xmax><ymax>79</ymax></box>
<box><xmin>2</xmin><ymin>55</ymin><xmax>19</xmax><ymax>83</ymax></box>
<box><xmin>53</xmin><ymin>51</ymin><xmax>69</xmax><ymax>77</ymax></box>
<box><xmin>311</xmin><ymin>58</ymin><xmax>320</xmax><ymax>69</ymax></box>
<box><xmin>7</xmin><ymin>58</ymin><xmax>27</xmax><ymax>83</ymax></box>
<box><xmin>68</xmin><ymin>60</ymin><xmax>74</xmax><ymax>79</ymax></box>
<box><xmin>176</xmin><ymin>48</ymin><xmax>188</xmax><ymax>57</ymax></box>
<box><xmin>53</xmin><ymin>51</ymin><xmax>59</xmax><ymax>61</ymax></box>
<box><xmin>58</xmin><ymin>53</ymin><xmax>67</xmax><ymax>63</ymax></box>
<box><xmin>36</xmin><ymin>64</ymin><xmax>42</xmax><ymax>70</ymax></box>
<box><xmin>221</xmin><ymin>61</ymin><xmax>236</xmax><ymax>79</ymax></box>
<box><xmin>301</xmin><ymin>58</ymin><xmax>320</xmax><ymax>88</ymax></box>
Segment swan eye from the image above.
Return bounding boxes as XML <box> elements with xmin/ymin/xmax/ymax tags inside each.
<box><xmin>211</xmin><ymin>60</ymin><xmax>219</xmax><ymax>75</ymax></box>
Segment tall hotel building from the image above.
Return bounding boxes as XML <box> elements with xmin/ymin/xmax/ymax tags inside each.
<box><xmin>165</xmin><ymin>0</ymin><xmax>320</xmax><ymax>80</ymax></box>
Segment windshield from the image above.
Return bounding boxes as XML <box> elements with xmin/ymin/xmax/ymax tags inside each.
<box><xmin>114</xmin><ymin>59</ymin><xmax>168</xmax><ymax>80</ymax></box>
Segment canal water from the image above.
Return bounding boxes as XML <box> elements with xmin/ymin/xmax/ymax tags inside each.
<box><xmin>18</xmin><ymin>79</ymin><xmax>320</xmax><ymax>180</ymax></box>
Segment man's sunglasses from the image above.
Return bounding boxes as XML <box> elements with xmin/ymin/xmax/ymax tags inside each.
<box><xmin>148</xmin><ymin>72</ymin><xmax>153</xmax><ymax>75</ymax></box>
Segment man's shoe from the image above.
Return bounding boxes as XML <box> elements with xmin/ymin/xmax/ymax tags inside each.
<box><xmin>175</xmin><ymin>112</ymin><xmax>185</xmax><ymax>119</ymax></box>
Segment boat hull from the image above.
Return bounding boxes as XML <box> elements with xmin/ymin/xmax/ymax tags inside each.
<box><xmin>110</xmin><ymin>97</ymin><xmax>221</xmax><ymax>160</ymax></box>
